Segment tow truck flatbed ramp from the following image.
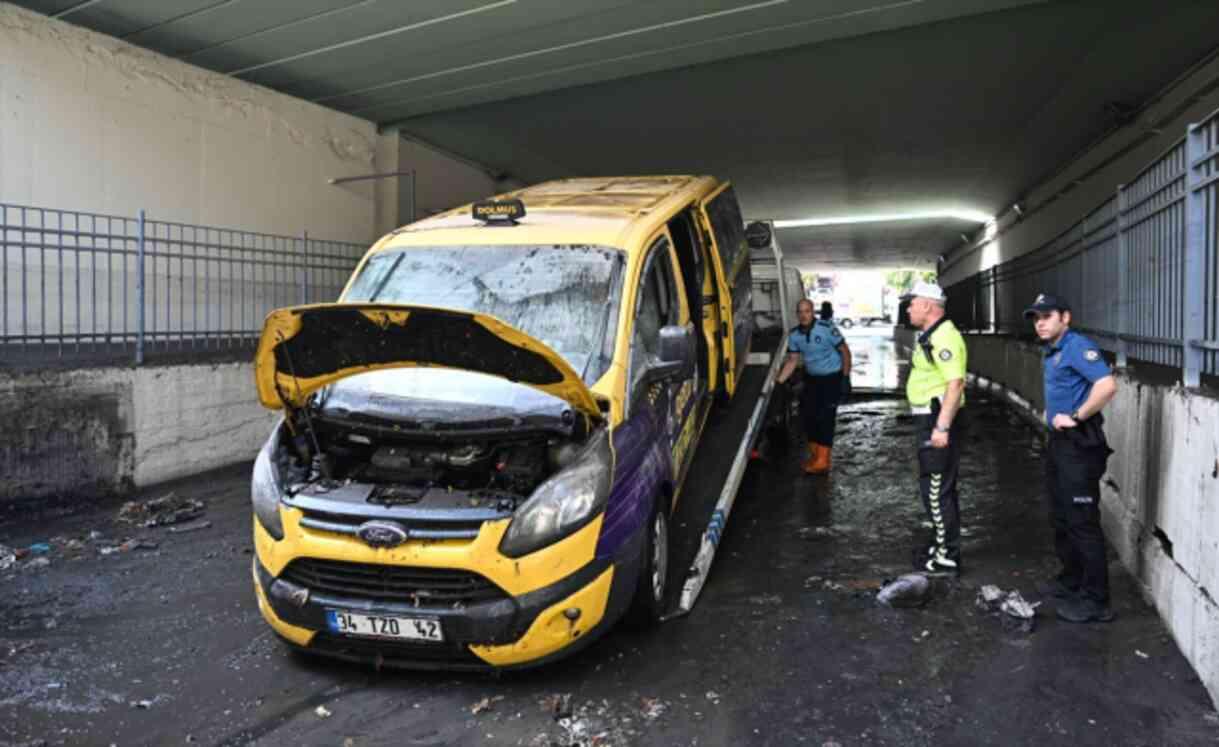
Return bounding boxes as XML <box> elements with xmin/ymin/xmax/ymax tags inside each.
<box><xmin>661</xmin><ymin>333</ymin><xmax>784</xmax><ymax>619</ymax></box>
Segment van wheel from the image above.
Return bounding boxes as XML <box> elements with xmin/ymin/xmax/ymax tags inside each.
<box><xmin>625</xmin><ymin>500</ymin><xmax>669</xmax><ymax>627</ymax></box>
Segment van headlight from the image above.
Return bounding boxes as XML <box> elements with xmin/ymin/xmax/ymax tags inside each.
<box><xmin>251</xmin><ymin>434</ymin><xmax>285</xmax><ymax>540</ymax></box>
<box><xmin>499</xmin><ymin>430</ymin><xmax>612</xmax><ymax>558</ymax></box>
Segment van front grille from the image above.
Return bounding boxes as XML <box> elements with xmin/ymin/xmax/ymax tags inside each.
<box><xmin>281</xmin><ymin>558</ymin><xmax>508</xmax><ymax>606</ymax></box>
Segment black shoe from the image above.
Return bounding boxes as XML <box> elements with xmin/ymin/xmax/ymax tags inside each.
<box><xmin>1037</xmin><ymin>578</ymin><xmax>1079</xmax><ymax>599</ymax></box>
<box><xmin>1056</xmin><ymin>596</ymin><xmax>1115</xmax><ymax>623</ymax></box>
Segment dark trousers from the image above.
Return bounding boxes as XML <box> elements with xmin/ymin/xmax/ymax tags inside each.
<box><xmin>916</xmin><ymin>407</ymin><xmax>964</xmax><ymax>561</ymax></box>
<box><xmin>800</xmin><ymin>372</ymin><xmax>841</xmax><ymax>446</ymax></box>
<box><xmin>1046</xmin><ymin>428</ymin><xmax>1112</xmax><ymax>603</ymax></box>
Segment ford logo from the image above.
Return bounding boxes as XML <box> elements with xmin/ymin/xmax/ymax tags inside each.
<box><xmin>356</xmin><ymin>520</ymin><xmax>409</xmax><ymax>548</ymax></box>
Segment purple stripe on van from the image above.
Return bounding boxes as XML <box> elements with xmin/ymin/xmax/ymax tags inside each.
<box><xmin>595</xmin><ymin>406</ymin><xmax>671</xmax><ymax>560</ymax></box>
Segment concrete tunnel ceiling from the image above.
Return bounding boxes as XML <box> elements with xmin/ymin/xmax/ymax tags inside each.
<box><xmin>18</xmin><ymin>0</ymin><xmax>1219</xmax><ymax>270</ymax></box>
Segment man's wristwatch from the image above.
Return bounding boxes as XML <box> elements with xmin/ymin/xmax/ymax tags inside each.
<box><xmin>1071</xmin><ymin>409</ymin><xmax>1084</xmax><ymax>422</ymax></box>
<box><xmin>933</xmin><ymin>424</ymin><xmax>950</xmax><ymax>434</ymax></box>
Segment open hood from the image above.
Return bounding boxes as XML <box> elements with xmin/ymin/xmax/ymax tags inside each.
<box><xmin>254</xmin><ymin>303</ymin><xmax>601</xmax><ymax>420</ymax></box>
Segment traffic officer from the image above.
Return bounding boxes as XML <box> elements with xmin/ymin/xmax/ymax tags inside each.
<box><xmin>1024</xmin><ymin>293</ymin><xmax>1118</xmax><ymax>623</ymax></box>
<box><xmin>904</xmin><ymin>281</ymin><xmax>967</xmax><ymax>576</ymax></box>
<box><xmin>776</xmin><ymin>299</ymin><xmax>852</xmax><ymax>474</ymax></box>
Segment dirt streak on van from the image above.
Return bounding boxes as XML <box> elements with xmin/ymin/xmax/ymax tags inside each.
<box><xmin>250</xmin><ymin>176</ymin><xmax>753</xmax><ymax>669</ymax></box>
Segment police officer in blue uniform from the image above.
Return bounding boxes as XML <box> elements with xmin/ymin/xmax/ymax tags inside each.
<box><xmin>776</xmin><ymin>300</ymin><xmax>852</xmax><ymax>474</ymax></box>
<box><xmin>1025</xmin><ymin>294</ymin><xmax>1119</xmax><ymax>623</ymax></box>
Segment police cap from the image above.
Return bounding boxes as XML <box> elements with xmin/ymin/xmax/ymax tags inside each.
<box><xmin>1023</xmin><ymin>293</ymin><xmax>1071</xmax><ymax>318</ymax></box>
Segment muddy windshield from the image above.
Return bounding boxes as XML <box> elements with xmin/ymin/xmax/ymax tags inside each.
<box><xmin>343</xmin><ymin>244</ymin><xmax>622</xmax><ymax>385</ymax></box>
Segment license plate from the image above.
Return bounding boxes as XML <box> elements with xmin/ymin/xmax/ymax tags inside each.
<box><xmin>325</xmin><ymin>609</ymin><xmax>444</xmax><ymax>642</ymax></box>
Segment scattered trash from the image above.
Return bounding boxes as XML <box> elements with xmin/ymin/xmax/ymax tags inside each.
<box><xmin>1135</xmin><ymin>650</ymin><xmax>1149</xmax><ymax>659</ymax></box>
<box><xmin>705</xmin><ymin>690</ymin><xmax>721</xmax><ymax>705</ymax></box>
<box><xmin>978</xmin><ymin>585</ymin><xmax>1004</xmax><ymax>606</ymax></box>
<box><xmin>118</xmin><ymin>493</ymin><xmax>205</xmax><ymax>528</ymax></box>
<box><xmin>639</xmin><ymin>697</ymin><xmax>666</xmax><ymax>721</ymax></box>
<box><xmin>976</xmin><ymin>585</ymin><xmax>1039</xmax><ymax>631</ymax></box>
<box><xmin>470</xmin><ymin>695</ymin><xmax>503</xmax><ymax>715</ymax></box>
<box><xmin>101</xmin><ymin>539</ymin><xmax>161</xmax><ymax>555</ymax></box>
<box><xmin>539</xmin><ymin>693</ymin><xmax>572</xmax><ymax>720</ymax></box>
<box><xmin>999</xmin><ymin>591</ymin><xmax>1037</xmax><ymax>620</ymax></box>
<box><xmin>748</xmin><ymin>593</ymin><xmax>782</xmax><ymax>606</ymax></box>
<box><xmin>26</xmin><ymin>557</ymin><xmax>51</xmax><ymax>569</ymax></box>
<box><xmin>28</xmin><ymin>542</ymin><xmax>51</xmax><ymax>554</ymax></box>
<box><xmin>0</xmin><ymin>544</ymin><xmax>15</xmax><ymax>571</ymax></box>
<box><xmin>803</xmin><ymin>575</ymin><xmax>824</xmax><ymax>587</ymax></box>
<box><xmin>797</xmin><ymin>526</ymin><xmax>836</xmax><ymax>540</ymax></box>
<box><xmin>168</xmin><ymin>520</ymin><xmax>212</xmax><ymax>534</ymax></box>
<box><xmin>315</xmin><ymin>705</ymin><xmax>332</xmax><ymax>719</ymax></box>
<box><xmin>131</xmin><ymin>699</ymin><xmax>153</xmax><ymax>709</ymax></box>
<box><xmin>876</xmin><ymin>573</ymin><xmax>932</xmax><ymax>608</ymax></box>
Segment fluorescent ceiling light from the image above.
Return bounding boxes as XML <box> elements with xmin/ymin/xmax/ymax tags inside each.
<box><xmin>774</xmin><ymin>210</ymin><xmax>993</xmax><ymax>228</ymax></box>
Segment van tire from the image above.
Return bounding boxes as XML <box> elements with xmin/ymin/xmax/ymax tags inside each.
<box><xmin>624</xmin><ymin>499</ymin><xmax>669</xmax><ymax>627</ymax></box>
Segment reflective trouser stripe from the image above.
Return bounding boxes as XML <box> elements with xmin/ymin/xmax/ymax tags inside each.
<box><xmin>929</xmin><ymin>473</ymin><xmax>945</xmax><ymax>549</ymax></box>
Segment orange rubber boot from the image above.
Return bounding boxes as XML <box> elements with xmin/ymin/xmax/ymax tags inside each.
<box><xmin>802</xmin><ymin>443</ymin><xmax>820</xmax><ymax>473</ymax></box>
<box><xmin>809</xmin><ymin>444</ymin><xmax>831</xmax><ymax>474</ymax></box>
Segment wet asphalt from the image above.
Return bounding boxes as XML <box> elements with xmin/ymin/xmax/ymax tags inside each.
<box><xmin>2</xmin><ymin>329</ymin><xmax>1218</xmax><ymax>746</ymax></box>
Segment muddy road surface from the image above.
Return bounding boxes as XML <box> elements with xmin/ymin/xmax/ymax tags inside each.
<box><xmin>3</xmin><ymin>388</ymin><xmax>1218</xmax><ymax>745</ymax></box>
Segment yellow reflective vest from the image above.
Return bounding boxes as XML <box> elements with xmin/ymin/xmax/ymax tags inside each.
<box><xmin>907</xmin><ymin>318</ymin><xmax>967</xmax><ymax>408</ymax></box>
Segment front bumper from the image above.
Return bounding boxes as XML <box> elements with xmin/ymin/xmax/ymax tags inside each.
<box><xmin>252</xmin><ymin>515</ymin><xmax>643</xmax><ymax>670</ymax></box>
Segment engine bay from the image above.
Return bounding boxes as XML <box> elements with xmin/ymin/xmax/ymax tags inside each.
<box><xmin>271</xmin><ymin>410</ymin><xmax>593</xmax><ymax>510</ymax></box>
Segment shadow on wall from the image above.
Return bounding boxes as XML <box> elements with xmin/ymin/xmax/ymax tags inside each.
<box><xmin>0</xmin><ymin>374</ymin><xmax>136</xmax><ymax>505</ymax></box>
<box><xmin>0</xmin><ymin>361</ymin><xmax>275</xmax><ymax>508</ymax></box>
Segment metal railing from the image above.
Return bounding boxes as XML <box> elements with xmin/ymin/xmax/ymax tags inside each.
<box><xmin>947</xmin><ymin>106</ymin><xmax>1219</xmax><ymax>387</ymax></box>
<box><xmin>1</xmin><ymin>204</ymin><xmax>369</xmax><ymax>366</ymax></box>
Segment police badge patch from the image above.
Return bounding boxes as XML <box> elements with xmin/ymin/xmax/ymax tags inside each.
<box><xmin>1084</xmin><ymin>350</ymin><xmax>1100</xmax><ymax>361</ymax></box>
<box><xmin>939</xmin><ymin>349</ymin><xmax>952</xmax><ymax>361</ymax></box>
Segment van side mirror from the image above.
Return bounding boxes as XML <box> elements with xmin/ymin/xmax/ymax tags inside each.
<box><xmin>643</xmin><ymin>324</ymin><xmax>696</xmax><ymax>384</ymax></box>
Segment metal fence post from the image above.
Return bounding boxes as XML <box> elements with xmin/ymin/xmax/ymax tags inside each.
<box><xmin>301</xmin><ymin>231</ymin><xmax>310</xmax><ymax>305</ymax></box>
<box><xmin>1184</xmin><ymin>124</ymin><xmax>1206</xmax><ymax>387</ymax></box>
<box><xmin>991</xmin><ymin>266</ymin><xmax>1000</xmax><ymax>334</ymax></box>
<box><xmin>136</xmin><ymin>209</ymin><xmax>146</xmax><ymax>365</ymax></box>
<box><xmin>1115</xmin><ymin>185</ymin><xmax>1128</xmax><ymax>368</ymax></box>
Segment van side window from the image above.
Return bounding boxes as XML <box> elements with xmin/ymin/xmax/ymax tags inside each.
<box><xmin>705</xmin><ymin>186</ymin><xmax>746</xmax><ymax>277</ymax></box>
<box><xmin>630</xmin><ymin>239</ymin><xmax>679</xmax><ymax>390</ymax></box>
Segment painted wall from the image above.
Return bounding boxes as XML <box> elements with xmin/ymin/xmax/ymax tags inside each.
<box><xmin>965</xmin><ymin>334</ymin><xmax>1219</xmax><ymax>707</ymax></box>
<box><xmin>0</xmin><ymin>2</ymin><xmax>384</xmax><ymax>242</ymax></box>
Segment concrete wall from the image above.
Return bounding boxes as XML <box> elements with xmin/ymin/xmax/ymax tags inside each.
<box><xmin>965</xmin><ymin>334</ymin><xmax>1219</xmax><ymax>707</ymax></box>
<box><xmin>0</xmin><ymin>2</ymin><xmax>387</xmax><ymax>241</ymax></box>
<box><xmin>0</xmin><ymin>360</ymin><xmax>273</xmax><ymax>504</ymax></box>
<box><xmin>942</xmin><ymin>53</ymin><xmax>1219</xmax><ymax>285</ymax></box>
<box><xmin>398</xmin><ymin>136</ymin><xmax>499</xmax><ymax>220</ymax></box>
